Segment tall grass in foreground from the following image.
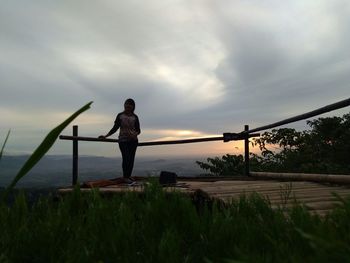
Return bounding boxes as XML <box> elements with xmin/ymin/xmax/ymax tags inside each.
<box><xmin>0</xmin><ymin>130</ymin><xmax>10</xmax><ymax>162</ymax></box>
<box><xmin>1</xmin><ymin>183</ymin><xmax>350</xmax><ymax>263</ymax></box>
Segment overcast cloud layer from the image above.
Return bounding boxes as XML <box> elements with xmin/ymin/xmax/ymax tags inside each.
<box><xmin>1</xmin><ymin>0</ymin><xmax>349</xmax><ymax>157</ymax></box>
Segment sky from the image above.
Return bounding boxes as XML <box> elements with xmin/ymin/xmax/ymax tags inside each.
<box><xmin>1</xmin><ymin>0</ymin><xmax>349</xmax><ymax>158</ymax></box>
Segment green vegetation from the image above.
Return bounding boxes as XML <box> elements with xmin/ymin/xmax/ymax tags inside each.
<box><xmin>0</xmin><ymin>184</ymin><xmax>350</xmax><ymax>262</ymax></box>
<box><xmin>196</xmin><ymin>154</ymin><xmax>246</xmax><ymax>176</ymax></box>
<box><xmin>0</xmin><ymin>130</ymin><xmax>10</xmax><ymax>162</ymax></box>
<box><xmin>197</xmin><ymin>113</ymin><xmax>350</xmax><ymax>175</ymax></box>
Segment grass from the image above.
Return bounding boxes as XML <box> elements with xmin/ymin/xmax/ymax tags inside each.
<box><xmin>0</xmin><ymin>130</ymin><xmax>10</xmax><ymax>162</ymax></box>
<box><xmin>0</xmin><ymin>183</ymin><xmax>350</xmax><ymax>263</ymax></box>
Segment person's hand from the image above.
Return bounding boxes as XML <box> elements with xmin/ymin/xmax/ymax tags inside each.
<box><xmin>98</xmin><ymin>135</ymin><xmax>106</xmax><ymax>139</ymax></box>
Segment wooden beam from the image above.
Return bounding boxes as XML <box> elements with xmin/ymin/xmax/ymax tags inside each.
<box><xmin>59</xmin><ymin>133</ymin><xmax>260</xmax><ymax>146</ymax></box>
<box><xmin>251</xmin><ymin>171</ymin><xmax>350</xmax><ymax>184</ymax></box>
<box><xmin>72</xmin><ymin>125</ymin><xmax>78</xmax><ymax>186</ymax></box>
<box><xmin>244</xmin><ymin>125</ymin><xmax>250</xmax><ymax>177</ymax></box>
<box><xmin>247</xmin><ymin>97</ymin><xmax>350</xmax><ymax>134</ymax></box>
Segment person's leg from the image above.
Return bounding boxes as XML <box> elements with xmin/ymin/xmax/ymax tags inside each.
<box><xmin>125</xmin><ymin>140</ymin><xmax>138</xmax><ymax>178</ymax></box>
<box><xmin>118</xmin><ymin>142</ymin><xmax>128</xmax><ymax>178</ymax></box>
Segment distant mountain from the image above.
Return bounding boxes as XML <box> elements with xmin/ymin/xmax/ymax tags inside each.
<box><xmin>0</xmin><ymin>155</ymin><xmax>203</xmax><ymax>188</ymax></box>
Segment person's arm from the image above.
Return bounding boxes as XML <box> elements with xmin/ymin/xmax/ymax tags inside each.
<box><xmin>99</xmin><ymin>114</ymin><xmax>121</xmax><ymax>139</ymax></box>
<box><xmin>135</xmin><ymin>115</ymin><xmax>141</xmax><ymax>135</ymax></box>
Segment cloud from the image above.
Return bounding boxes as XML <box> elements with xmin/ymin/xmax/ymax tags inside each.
<box><xmin>0</xmin><ymin>0</ymin><xmax>349</xmax><ymax>157</ymax></box>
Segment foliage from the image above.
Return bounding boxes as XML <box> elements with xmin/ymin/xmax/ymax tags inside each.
<box><xmin>0</xmin><ymin>130</ymin><xmax>10</xmax><ymax>162</ymax></box>
<box><xmin>2</xmin><ymin>102</ymin><xmax>92</xmax><ymax>200</ymax></box>
<box><xmin>196</xmin><ymin>154</ymin><xmax>245</xmax><ymax>176</ymax></box>
<box><xmin>197</xmin><ymin>113</ymin><xmax>350</xmax><ymax>175</ymax></box>
<box><xmin>253</xmin><ymin>113</ymin><xmax>350</xmax><ymax>174</ymax></box>
<box><xmin>0</xmin><ymin>184</ymin><xmax>350</xmax><ymax>262</ymax></box>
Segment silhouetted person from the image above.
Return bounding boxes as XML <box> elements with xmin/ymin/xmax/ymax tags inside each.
<box><xmin>99</xmin><ymin>98</ymin><xmax>141</xmax><ymax>183</ymax></box>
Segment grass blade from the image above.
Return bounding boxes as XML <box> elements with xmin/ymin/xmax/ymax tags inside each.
<box><xmin>3</xmin><ymin>101</ymin><xmax>93</xmax><ymax>197</ymax></box>
<box><xmin>0</xmin><ymin>129</ymin><xmax>11</xmax><ymax>162</ymax></box>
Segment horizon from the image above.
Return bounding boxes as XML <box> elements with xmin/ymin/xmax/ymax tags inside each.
<box><xmin>2</xmin><ymin>110</ymin><xmax>349</xmax><ymax>158</ymax></box>
<box><xmin>0</xmin><ymin>153</ymin><xmax>207</xmax><ymax>188</ymax></box>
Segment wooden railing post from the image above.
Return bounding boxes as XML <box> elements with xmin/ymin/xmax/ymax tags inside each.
<box><xmin>244</xmin><ymin>125</ymin><xmax>250</xmax><ymax>176</ymax></box>
<box><xmin>72</xmin><ymin>125</ymin><xmax>78</xmax><ymax>185</ymax></box>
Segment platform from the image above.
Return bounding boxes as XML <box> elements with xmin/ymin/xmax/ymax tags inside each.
<box><xmin>58</xmin><ymin>176</ymin><xmax>350</xmax><ymax>217</ymax></box>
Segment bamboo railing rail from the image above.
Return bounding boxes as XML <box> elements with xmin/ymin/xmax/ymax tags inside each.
<box><xmin>250</xmin><ymin>172</ymin><xmax>350</xmax><ymax>184</ymax></box>
<box><xmin>59</xmin><ymin>133</ymin><xmax>260</xmax><ymax>146</ymax></box>
<box><xmin>245</xmin><ymin>97</ymin><xmax>350</xmax><ymax>134</ymax></box>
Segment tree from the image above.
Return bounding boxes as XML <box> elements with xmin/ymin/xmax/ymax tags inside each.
<box><xmin>196</xmin><ymin>154</ymin><xmax>245</xmax><ymax>176</ymax></box>
<box><xmin>197</xmin><ymin>113</ymin><xmax>350</xmax><ymax>175</ymax></box>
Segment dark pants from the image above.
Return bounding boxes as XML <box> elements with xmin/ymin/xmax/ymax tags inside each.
<box><xmin>118</xmin><ymin>140</ymin><xmax>138</xmax><ymax>178</ymax></box>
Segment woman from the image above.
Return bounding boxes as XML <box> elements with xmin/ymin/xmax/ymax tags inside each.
<box><xmin>99</xmin><ymin>98</ymin><xmax>141</xmax><ymax>183</ymax></box>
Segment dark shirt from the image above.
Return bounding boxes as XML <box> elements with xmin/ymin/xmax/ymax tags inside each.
<box><xmin>107</xmin><ymin>112</ymin><xmax>141</xmax><ymax>141</ymax></box>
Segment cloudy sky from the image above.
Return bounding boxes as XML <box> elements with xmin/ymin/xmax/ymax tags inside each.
<box><xmin>1</xmin><ymin>0</ymin><xmax>349</xmax><ymax>157</ymax></box>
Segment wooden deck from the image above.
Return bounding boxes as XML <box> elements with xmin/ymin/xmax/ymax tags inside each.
<box><xmin>185</xmin><ymin>180</ymin><xmax>350</xmax><ymax>216</ymax></box>
<box><xmin>58</xmin><ymin>177</ymin><xmax>350</xmax><ymax>217</ymax></box>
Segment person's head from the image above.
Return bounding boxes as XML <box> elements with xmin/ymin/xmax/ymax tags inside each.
<box><xmin>124</xmin><ymin>98</ymin><xmax>135</xmax><ymax>113</ymax></box>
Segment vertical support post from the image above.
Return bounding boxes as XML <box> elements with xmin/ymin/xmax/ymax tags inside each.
<box><xmin>244</xmin><ymin>125</ymin><xmax>250</xmax><ymax>177</ymax></box>
<box><xmin>72</xmin><ymin>125</ymin><xmax>78</xmax><ymax>186</ymax></box>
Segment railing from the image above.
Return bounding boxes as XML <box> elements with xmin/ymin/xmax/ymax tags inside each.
<box><xmin>60</xmin><ymin>126</ymin><xmax>260</xmax><ymax>185</ymax></box>
<box><xmin>59</xmin><ymin>97</ymin><xmax>350</xmax><ymax>185</ymax></box>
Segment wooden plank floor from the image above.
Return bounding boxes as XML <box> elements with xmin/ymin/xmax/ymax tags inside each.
<box><xmin>183</xmin><ymin>180</ymin><xmax>350</xmax><ymax>216</ymax></box>
<box><xmin>58</xmin><ymin>179</ymin><xmax>350</xmax><ymax>216</ymax></box>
